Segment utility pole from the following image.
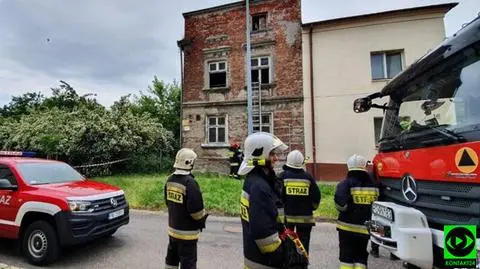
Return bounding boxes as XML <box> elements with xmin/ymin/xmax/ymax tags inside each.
<box><xmin>245</xmin><ymin>0</ymin><xmax>253</xmax><ymax>135</ymax></box>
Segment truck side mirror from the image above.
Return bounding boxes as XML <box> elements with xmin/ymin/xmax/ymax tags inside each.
<box><xmin>353</xmin><ymin>97</ymin><xmax>372</xmax><ymax>113</ymax></box>
<box><xmin>0</xmin><ymin>179</ymin><xmax>18</xmax><ymax>191</ymax></box>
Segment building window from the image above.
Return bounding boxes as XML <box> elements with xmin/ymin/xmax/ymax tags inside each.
<box><xmin>253</xmin><ymin>113</ymin><xmax>273</xmax><ymax>133</ymax></box>
<box><xmin>251</xmin><ymin>57</ymin><xmax>270</xmax><ymax>85</ymax></box>
<box><xmin>206</xmin><ymin>115</ymin><xmax>226</xmax><ymax>144</ymax></box>
<box><xmin>371</xmin><ymin>51</ymin><xmax>403</xmax><ymax>80</ymax></box>
<box><xmin>208</xmin><ymin>61</ymin><xmax>227</xmax><ymax>88</ymax></box>
<box><xmin>374</xmin><ymin>117</ymin><xmax>383</xmax><ymax>144</ymax></box>
<box><xmin>252</xmin><ymin>14</ymin><xmax>267</xmax><ymax>32</ymax></box>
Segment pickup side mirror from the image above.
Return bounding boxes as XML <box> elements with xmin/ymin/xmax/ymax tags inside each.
<box><xmin>0</xmin><ymin>179</ymin><xmax>18</xmax><ymax>191</ymax></box>
<box><xmin>353</xmin><ymin>97</ymin><xmax>372</xmax><ymax>113</ymax></box>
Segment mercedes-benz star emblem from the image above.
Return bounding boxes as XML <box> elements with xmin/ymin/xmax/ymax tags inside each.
<box><xmin>110</xmin><ymin>197</ymin><xmax>118</xmax><ymax>207</ymax></box>
<box><xmin>401</xmin><ymin>174</ymin><xmax>418</xmax><ymax>203</ymax></box>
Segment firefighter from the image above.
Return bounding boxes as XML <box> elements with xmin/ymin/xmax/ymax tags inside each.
<box><xmin>238</xmin><ymin>132</ymin><xmax>308</xmax><ymax>269</ymax></box>
<box><xmin>164</xmin><ymin>148</ymin><xmax>208</xmax><ymax>269</ymax></box>
<box><xmin>278</xmin><ymin>150</ymin><xmax>320</xmax><ymax>256</ymax></box>
<box><xmin>228</xmin><ymin>142</ymin><xmax>243</xmax><ymax>178</ymax></box>
<box><xmin>334</xmin><ymin>154</ymin><xmax>379</xmax><ymax>269</ymax></box>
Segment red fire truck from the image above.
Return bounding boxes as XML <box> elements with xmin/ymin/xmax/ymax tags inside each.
<box><xmin>353</xmin><ymin>14</ymin><xmax>480</xmax><ymax>269</ymax></box>
<box><xmin>0</xmin><ymin>151</ymin><xmax>129</xmax><ymax>265</ymax></box>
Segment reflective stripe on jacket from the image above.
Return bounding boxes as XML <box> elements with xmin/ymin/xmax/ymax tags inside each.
<box><xmin>241</xmin><ymin>167</ymin><xmax>284</xmax><ymax>268</ymax></box>
<box><xmin>278</xmin><ymin>166</ymin><xmax>320</xmax><ymax>226</ymax></box>
<box><xmin>164</xmin><ymin>173</ymin><xmax>206</xmax><ymax>241</ymax></box>
<box><xmin>334</xmin><ymin>170</ymin><xmax>379</xmax><ymax>235</ymax></box>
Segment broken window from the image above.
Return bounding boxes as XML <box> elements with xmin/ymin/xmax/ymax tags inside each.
<box><xmin>251</xmin><ymin>56</ymin><xmax>270</xmax><ymax>85</ymax></box>
<box><xmin>253</xmin><ymin>112</ymin><xmax>273</xmax><ymax>133</ymax></box>
<box><xmin>206</xmin><ymin>115</ymin><xmax>227</xmax><ymax>144</ymax></box>
<box><xmin>208</xmin><ymin>61</ymin><xmax>227</xmax><ymax>88</ymax></box>
<box><xmin>252</xmin><ymin>14</ymin><xmax>267</xmax><ymax>32</ymax></box>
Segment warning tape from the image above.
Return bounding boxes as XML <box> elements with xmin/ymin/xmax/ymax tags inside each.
<box><xmin>73</xmin><ymin>158</ymin><xmax>131</xmax><ymax>169</ymax></box>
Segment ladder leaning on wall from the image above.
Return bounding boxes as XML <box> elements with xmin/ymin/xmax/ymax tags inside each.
<box><xmin>252</xmin><ymin>82</ymin><xmax>262</xmax><ymax>132</ymax></box>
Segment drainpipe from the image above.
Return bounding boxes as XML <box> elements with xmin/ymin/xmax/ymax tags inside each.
<box><xmin>309</xmin><ymin>25</ymin><xmax>317</xmax><ymax>179</ymax></box>
<box><xmin>177</xmin><ymin>39</ymin><xmax>185</xmax><ymax>147</ymax></box>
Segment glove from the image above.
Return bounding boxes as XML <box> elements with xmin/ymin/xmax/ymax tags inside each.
<box><xmin>280</xmin><ymin>229</ymin><xmax>309</xmax><ymax>269</ymax></box>
<box><xmin>199</xmin><ymin>213</ymin><xmax>209</xmax><ymax>231</ymax></box>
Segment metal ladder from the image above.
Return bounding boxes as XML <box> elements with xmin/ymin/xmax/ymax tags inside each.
<box><xmin>252</xmin><ymin>82</ymin><xmax>262</xmax><ymax>132</ymax></box>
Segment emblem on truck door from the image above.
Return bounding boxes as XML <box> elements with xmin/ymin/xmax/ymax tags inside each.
<box><xmin>401</xmin><ymin>174</ymin><xmax>418</xmax><ymax>203</ymax></box>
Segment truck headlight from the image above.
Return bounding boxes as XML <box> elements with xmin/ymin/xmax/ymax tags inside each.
<box><xmin>68</xmin><ymin>201</ymin><xmax>93</xmax><ymax>212</ymax></box>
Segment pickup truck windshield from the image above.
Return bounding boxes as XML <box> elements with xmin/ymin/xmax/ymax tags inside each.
<box><xmin>16</xmin><ymin>162</ymin><xmax>85</xmax><ymax>185</ymax></box>
<box><xmin>379</xmin><ymin>40</ymin><xmax>480</xmax><ymax>150</ymax></box>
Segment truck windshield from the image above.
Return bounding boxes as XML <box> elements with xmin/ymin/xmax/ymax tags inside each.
<box><xmin>16</xmin><ymin>162</ymin><xmax>85</xmax><ymax>185</ymax></box>
<box><xmin>379</xmin><ymin>40</ymin><xmax>480</xmax><ymax>150</ymax></box>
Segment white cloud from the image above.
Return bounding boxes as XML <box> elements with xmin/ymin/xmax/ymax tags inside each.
<box><xmin>0</xmin><ymin>0</ymin><xmax>477</xmax><ymax>107</ymax></box>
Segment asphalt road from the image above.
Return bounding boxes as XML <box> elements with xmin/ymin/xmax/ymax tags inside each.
<box><xmin>0</xmin><ymin>211</ymin><xmax>403</xmax><ymax>269</ymax></box>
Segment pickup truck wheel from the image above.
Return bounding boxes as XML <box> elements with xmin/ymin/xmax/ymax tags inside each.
<box><xmin>22</xmin><ymin>220</ymin><xmax>60</xmax><ymax>265</ymax></box>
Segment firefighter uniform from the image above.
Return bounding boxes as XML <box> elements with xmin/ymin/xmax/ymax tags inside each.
<box><xmin>165</xmin><ymin>149</ymin><xmax>208</xmax><ymax>269</ymax></box>
<box><xmin>278</xmin><ymin>150</ymin><xmax>320</xmax><ymax>255</ymax></box>
<box><xmin>241</xmin><ymin>167</ymin><xmax>285</xmax><ymax>268</ymax></box>
<box><xmin>334</xmin><ymin>154</ymin><xmax>379</xmax><ymax>269</ymax></box>
<box><xmin>229</xmin><ymin>143</ymin><xmax>243</xmax><ymax>178</ymax></box>
<box><xmin>238</xmin><ymin>132</ymin><xmax>291</xmax><ymax>268</ymax></box>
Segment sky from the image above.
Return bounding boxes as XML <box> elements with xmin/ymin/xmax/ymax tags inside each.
<box><xmin>0</xmin><ymin>0</ymin><xmax>478</xmax><ymax>107</ymax></box>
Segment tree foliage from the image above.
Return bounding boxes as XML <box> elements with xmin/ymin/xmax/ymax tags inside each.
<box><xmin>0</xmin><ymin>78</ymin><xmax>180</xmax><ymax>176</ymax></box>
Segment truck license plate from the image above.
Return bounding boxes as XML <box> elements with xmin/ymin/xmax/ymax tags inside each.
<box><xmin>108</xmin><ymin>209</ymin><xmax>124</xmax><ymax>220</ymax></box>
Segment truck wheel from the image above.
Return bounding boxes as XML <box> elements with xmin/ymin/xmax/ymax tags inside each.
<box><xmin>22</xmin><ymin>220</ymin><xmax>60</xmax><ymax>265</ymax></box>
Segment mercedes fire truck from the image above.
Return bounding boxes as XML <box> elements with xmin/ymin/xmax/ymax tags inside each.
<box><xmin>353</xmin><ymin>14</ymin><xmax>480</xmax><ymax>269</ymax></box>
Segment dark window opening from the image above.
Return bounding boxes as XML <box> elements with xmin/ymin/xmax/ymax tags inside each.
<box><xmin>210</xmin><ymin>73</ymin><xmax>226</xmax><ymax>88</ymax></box>
<box><xmin>208</xmin><ymin>61</ymin><xmax>227</xmax><ymax>88</ymax></box>
<box><xmin>252</xmin><ymin>14</ymin><xmax>267</xmax><ymax>32</ymax></box>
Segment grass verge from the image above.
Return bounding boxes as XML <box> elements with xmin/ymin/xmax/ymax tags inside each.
<box><xmin>95</xmin><ymin>173</ymin><xmax>338</xmax><ymax>220</ymax></box>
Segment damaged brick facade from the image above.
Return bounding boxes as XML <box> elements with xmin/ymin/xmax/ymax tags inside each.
<box><xmin>180</xmin><ymin>0</ymin><xmax>304</xmax><ymax>174</ymax></box>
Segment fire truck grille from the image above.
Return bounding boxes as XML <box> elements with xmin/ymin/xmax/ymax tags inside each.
<box><xmin>379</xmin><ymin>178</ymin><xmax>480</xmax><ymax>230</ymax></box>
<box><xmin>91</xmin><ymin>195</ymin><xmax>127</xmax><ymax>213</ymax></box>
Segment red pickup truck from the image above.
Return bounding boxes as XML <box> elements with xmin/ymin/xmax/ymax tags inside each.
<box><xmin>0</xmin><ymin>151</ymin><xmax>130</xmax><ymax>265</ymax></box>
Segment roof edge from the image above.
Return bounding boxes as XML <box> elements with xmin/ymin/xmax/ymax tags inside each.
<box><xmin>302</xmin><ymin>2</ymin><xmax>458</xmax><ymax>28</ymax></box>
<box><xmin>182</xmin><ymin>0</ymin><xmax>273</xmax><ymax>18</ymax></box>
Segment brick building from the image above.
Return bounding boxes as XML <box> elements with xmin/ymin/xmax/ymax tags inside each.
<box><xmin>178</xmin><ymin>0</ymin><xmax>304</xmax><ymax>174</ymax></box>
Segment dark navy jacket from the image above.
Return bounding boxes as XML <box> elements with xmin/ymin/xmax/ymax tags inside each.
<box><xmin>334</xmin><ymin>170</ymin><xmax>379</xmax><ymax>236</ymax></box>
<box><xmin>278</xmin><ymin>165</ymin><xmax>321</xmax><ymax>226</ymax></box>
<box><xmin>164</xmin><ymin>173</ymin><xmax>206</xmax><ymax>241</ymax></box>
<box><xmin>241</xmin><ymin>167</ymin><xmax>284</xmax><ymax>268</ymax></box>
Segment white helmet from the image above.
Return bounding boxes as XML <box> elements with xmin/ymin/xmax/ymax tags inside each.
<box><xmin>238</xmin><ymin>132</ymin><xmax>288</xmax><ymax>175</ymax></box>
<box><xmin>347</xmin><ymin>153</ymin><xmax>368</xmax><ymax>171</ymax></box>
<box><xmin>286</xmin><ymin>150</ymin><xmax>305</xmax><ymax>169</ymax></box>
<box><xmin>173</xmin><ymin>148</ymin><xmax>198</xmax><ymax>171</ymax></box>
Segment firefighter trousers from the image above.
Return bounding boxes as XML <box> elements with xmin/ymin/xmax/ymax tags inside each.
<box><xmin>338</xmin><ymin>230</ymin><xmax>369</xmax><ymax>269</ymax></box>
<box><xmin>286</xmin><ymin>224</ymin><xmax>313</xmax><ymax>255</ymax></box>
<box><xmin>230</xmin><ymin>164</ymin><xmax>239</xmax><ymax>176</ymax></box>
<box><xmin>165</xmin><ymin>237</ymin><xmax>197</xmax><ymax>269</ymax></box>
